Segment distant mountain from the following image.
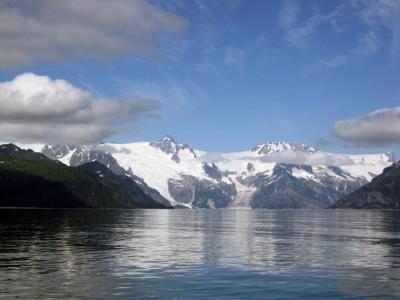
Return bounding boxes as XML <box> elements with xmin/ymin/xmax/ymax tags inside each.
<box><xmin>249</xmin><ymin>164</ymin><xmax>363</xmax><ymax>209</ymax></box>
<box><xmin>0</xmin><ymin>144</ymin><xmax>169</xmax><ymax>209</ymax></box>
<box><xmin>331</xmin><ymin>162</ymin><xmax>400</xmax><ymax>209</ymax></box>
<box><xmin>252</xmin><ymin>141</ymin><xmax>317</xmax><ymax>155</ymax></box>
<box><xmin>17</xmin><ymin>137</ymin><xmax>395</xmax><ymax>209</ymax></box>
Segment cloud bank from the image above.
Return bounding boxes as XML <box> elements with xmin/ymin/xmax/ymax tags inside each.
<box><xmin>197</xmin><ymin>152</ymin><xmax>227</xmax><ymax>163</ymax></box>
<box><xmin>334</xmin><ymin>107</ymin><xmax>400</xmax><ymax>147</ymax></box>
<box><xmin>0</xmin><ymin>73</ymin><xmax>160</xmax><ymax>144</ymax></box>
<box><xmin>0</xmin><ymin>0</ymin><xmax>187</xmax><ymax>68</ymax></box>
<box><xmin>259</xmin><ymin>150</ymin><xmax>355</xmax><ymax>166</ymax></box>
<box><xmin>197</xmin><ymin>150</ymin><xmax>355</xmax><ymax>166</ymax></box>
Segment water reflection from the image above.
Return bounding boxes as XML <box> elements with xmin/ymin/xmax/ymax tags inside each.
<box><xmin>0</xmin><ymin>209</ymin><xmax>399</xmax><ymax>299</ymax></box>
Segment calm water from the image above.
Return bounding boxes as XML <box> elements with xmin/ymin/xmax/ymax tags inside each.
<box><xmin>0</xmin><ymin>209</ymin><xmax>400</xmax><ymax>299</ymax></box>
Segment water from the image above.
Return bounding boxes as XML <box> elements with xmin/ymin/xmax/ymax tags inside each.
<box><xmin>0</xmin><ymin>209</ymin><xmax>400</xmax><ymax>299</ymax></box>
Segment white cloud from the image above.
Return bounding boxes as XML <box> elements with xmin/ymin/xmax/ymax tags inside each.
<box><xmin>0</xmin><ymin>73</ymin><xmax>91</xmax><ymax>121</ymax></box>
<box><xmin>197</xmin><ymin>152</ymin><xmax>227</xmax><ymax>163</ymax></box>
<box><xmin>197</xmin><ymin>150</ymin><xmax>355</xmax><ymax>167</ymax></box>
<box><xmin>334</xmin><ymin>107</ymin><xmax>400</xmax><ymax>146</ymax></box>
<box><xmin>0</xmin><ymin>0</ymin><xmax>187</xmax><ymax>68</ymax></box>
<box><xmin>0</xmin><ymin>73</ymin><xmax>160</xmax><ymax>144</ymax></box>
<box><xmin>259</xmin><ymin>150</ymin><xmax>355</xmax><ymax>166</ymax></box>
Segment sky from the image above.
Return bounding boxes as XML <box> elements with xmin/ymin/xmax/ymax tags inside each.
<box><xmin>0</xmin><ymin>0</ymin><xmax>399</xmax><ymax>154</ymax></box>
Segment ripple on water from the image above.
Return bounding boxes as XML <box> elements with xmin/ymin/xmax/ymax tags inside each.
<box><xmin>0</xmin><ymin>209</ymin><xmax>400</xmax><ymax>299</ymax></box>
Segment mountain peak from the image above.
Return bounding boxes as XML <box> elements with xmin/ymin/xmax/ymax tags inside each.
<box><xmin>252</xmin><ymin>141</ymin><xmax>317</xmax><ymax>155</ymax></box>
<box><xmin>150</xmin><ymin>135</ymin><xmax>179</xmax><ymax>155</ymax></box>
<box><xmin>150</xmin><ymin>136</ymin><xmax>196</xmax><ymax>162</ymax></box>
<box><xmin>0</xmin><ymin>143</ymin><xmax>21</xmax><ymax>154</ymax></box>
<box><xmin>161</xmin><ymin>135</ymin><xmax>177</xmax><ymax>144</ymax></box>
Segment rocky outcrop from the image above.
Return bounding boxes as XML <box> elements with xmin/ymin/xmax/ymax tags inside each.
<box><xmin>149</xmin><ymin>136</ymin><xmax>196</xmax><ymax>163</ymax></box>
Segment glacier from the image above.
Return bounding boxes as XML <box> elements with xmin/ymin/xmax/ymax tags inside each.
<box><xmin>17</xmin><ymin>136</ymin><xmax>395</xmax><ymax>209</ymax></box>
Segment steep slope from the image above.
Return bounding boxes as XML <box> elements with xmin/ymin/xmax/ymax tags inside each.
<box><xmin>17</xmin><ymin>137</ymin><xmax>394</xmax><ymax>209</ymax></box>
<box><xmin>0</xmin><ymin>144</ymin><xmax>168</xmax><ymax>209</ymax></box>
<box><xmin>42</xmin><ymin>144</ymin><xmax>172</xmax><ymax>207</ymax></box>
<box><xmin>42</xmin><ymin>144</ymin><xmax>127</xmax><ymax>175</ymax></box>
<box><xmin>331</xmin><ymin>162</ymin><xmax>400</xmax><ymax>209</ymax></box>
<box><xmin>78</xmin><ymin>161</ymin><xmax>171</xmax><ymax>209</ymax></box>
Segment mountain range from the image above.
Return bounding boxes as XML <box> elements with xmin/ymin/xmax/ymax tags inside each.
<box><xmin>17</xmin><ymin>136</ymin><xmax>395</xmax><ymax>209</ymax></box>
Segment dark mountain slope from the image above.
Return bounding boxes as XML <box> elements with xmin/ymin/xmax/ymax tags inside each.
<box><xmin>331</xmin><ymin>162</ymin><xmax>400</xmax><ymax>209</ymax></box>
<box><xmin>0</xmin><ymin>144</ymin><xmax>168</xmax><ymax>208</ymax></box>
<box><xmin>0</xmin><ymin>143</ymin><xmax>54</xmax><ymax>162</ymax></box>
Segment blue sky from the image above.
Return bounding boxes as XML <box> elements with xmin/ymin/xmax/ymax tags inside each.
<box><xmin>0</xmin><ymin>0</ymin><xmax>399</xmax><ymax>154</ymax></box>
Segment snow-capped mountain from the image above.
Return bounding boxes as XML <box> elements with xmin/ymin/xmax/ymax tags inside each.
<box><xmin>18</xmin><ymin>136</ymin><xmax>395</xmax><ymax>209</ymax></box>
<box><xmin>149</xmin><ymin>135</ymin><xmax>197</xmax><ymax>163</ymax></box>
<box><xmin>252</xmin><ymin>141</ymin><xmax>317</xmax><ymax>155</ymax></box>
